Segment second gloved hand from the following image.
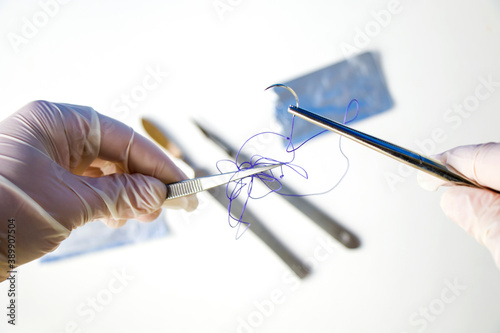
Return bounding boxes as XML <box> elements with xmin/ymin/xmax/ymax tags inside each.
<box><xmin>418</xmin><ymin>142</ymin><xmax>500</xmax><ymax>267</ymax></box>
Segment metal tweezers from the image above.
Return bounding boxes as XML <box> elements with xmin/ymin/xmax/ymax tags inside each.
<box><xmin>288</xmin><ymin>105</ymin><xmax>497</xmax><ymax>192</ymax></box>
<box><xmin>165</xmin><ymin>164</ymin><xmax>281</xmax><ymax>200</ymax></box>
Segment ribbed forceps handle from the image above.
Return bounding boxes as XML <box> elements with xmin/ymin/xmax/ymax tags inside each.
<box><xmin>166</xmin><ymin>179</ymin><xmax>203</xmax><ymax>200</ymax></box>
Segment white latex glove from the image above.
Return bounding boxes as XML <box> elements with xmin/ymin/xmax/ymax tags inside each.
<box><xmin>418</xmin><ymin>142</ymin><xmax>500</xmax><ymax>267</ymax></box>
<box><xmin>0</xmin><ymin>101</ymin><xmax>198</xmax><ymax>282</ymax></box>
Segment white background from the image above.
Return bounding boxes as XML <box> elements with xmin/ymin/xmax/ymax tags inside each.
<box><xmin>1</xmin><ymin>0</ymin><xmax>500</xmax><ymax>332</ymax></box>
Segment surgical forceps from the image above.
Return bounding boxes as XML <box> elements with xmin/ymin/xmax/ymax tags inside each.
<box><xmin>288</xmin><ymin>105</ymin><xmax>498</xmax><ymax>193</ymax></box>
<box><xmin>165</xmin><ymin>164</ymin><xmax>282</xmax><ymax>200</ymax></box>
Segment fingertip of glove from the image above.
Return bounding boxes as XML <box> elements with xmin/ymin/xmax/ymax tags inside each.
<box><xmin>162</xmin><ymin>194</ymin><xmax>199</xmax><ymax>212</ymax></box>
<box><xmin>185</xmin><ymin>194</ymin><xmax>199</xmax><ymax>212</ymax></box>
<box><xmin>439</xmin><ymin>186</ymin><xmax>497</xmax><ymax>233</ymax></box>
<box><xmin>417</xmin><ymin>170</ymin><xmax>447</xmax><ymax>192</ymax></box>
<box><xmin>136</xmin><ymin>209</ymin><xmax>162</xmax><ymax>222</ymax></box>
<box><xmin>102</xmin><ymin>218</ymin><xmax>128</xmax><ymax>228</ymax></box>
<box><xmin>440</xmin><ymin>187</ymin><xmax>461</xmax><ymax>214</ymax></box>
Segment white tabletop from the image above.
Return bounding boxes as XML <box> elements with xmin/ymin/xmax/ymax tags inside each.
<box><xmin>1</xmin><ymin>1</ymin><xmax>500</xmax><ymax>332</ymax></box>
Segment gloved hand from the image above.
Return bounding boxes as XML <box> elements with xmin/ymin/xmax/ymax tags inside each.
<box><xmin>418</xmin><ymin>142</ymin><xmax>500</xmax><ymax>268</ymax></box>
<box><xmin>0</xmin><ymin>101</ymin><xmax>198</xmax><ymax>282</ymax></box>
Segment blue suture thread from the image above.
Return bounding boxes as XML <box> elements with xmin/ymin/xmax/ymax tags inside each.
<box><xmin>216</xmin><ymin>91</ymin><xmax>360</xmax><ymax>240</ymax></box>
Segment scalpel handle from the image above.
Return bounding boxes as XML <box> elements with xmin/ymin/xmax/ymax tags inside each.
<box><xmin>279</xmin><ymin>188</ymin><xmax>360</xmax><ymax>249</ymax></box>
<box><xmin>204</xmin><ymin>183</ymin><xmax>310</xmax><ymax>279</ymax></box>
